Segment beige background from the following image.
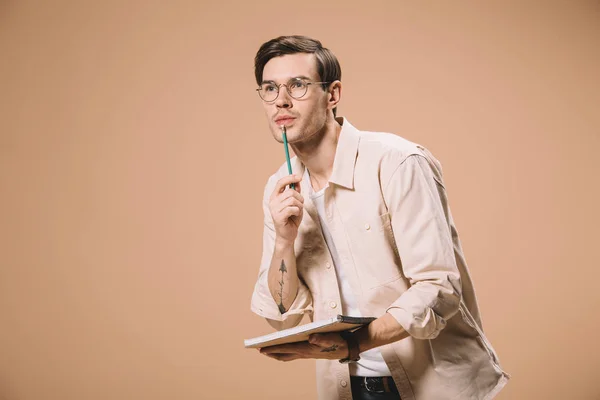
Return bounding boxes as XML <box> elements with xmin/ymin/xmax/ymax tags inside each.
<box><xmin>1</xmin><ymin>1</ymin><xmax>599</xmax><ymax>399</ymax></box>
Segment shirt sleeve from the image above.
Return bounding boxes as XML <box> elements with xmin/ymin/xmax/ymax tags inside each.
<box><xmin>383</xmin><ymin>152</ymin><xmax>462</xmax><ymax>340</ymax></box>
<box><xmin>250</xmin><ymin>178</ymin><xmax>313</xmax><ymax>331</ymax></box>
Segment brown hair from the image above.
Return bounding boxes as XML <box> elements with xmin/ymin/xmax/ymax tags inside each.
<box><xmin>254</xmin><ymin>35</ymin><xmax>342</xmax><ymax>116</ymax></box>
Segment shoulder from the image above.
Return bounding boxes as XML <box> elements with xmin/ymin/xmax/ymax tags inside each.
<box><xmin>358</xmin><ymin>129</ymin><xmax>422</xmax><ymax>163</ymax></box>
<box><xmin>356</xmin><ymin>128</ymin><xmax>444</xmax><ymax>183</ymax></box>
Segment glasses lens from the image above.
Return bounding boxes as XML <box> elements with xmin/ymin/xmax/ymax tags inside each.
<box><xmin>288</xmin><ymin>79</ymin><xmax>308</xmax><ymax>99</ymax></box>
<box><xmin>259</xmin><ymin>83</ymin><xmax>278</xmax><ymax>102</ymax></box>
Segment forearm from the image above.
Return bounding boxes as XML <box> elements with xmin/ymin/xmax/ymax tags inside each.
<box><xmin>353</xmin><ymin>313</ymin><xmax>410</xmax><ymax>353</ymax></box>
<box><xmin>267</xmin><ymin>239</ymin><xmax>299</xmax><ymax>314</ymax></box>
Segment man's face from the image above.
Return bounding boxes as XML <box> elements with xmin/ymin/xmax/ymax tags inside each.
<box><xmin>260</xmin><ymin>53</ymin><xmax>331</xmax><ymax>144</ymax></box>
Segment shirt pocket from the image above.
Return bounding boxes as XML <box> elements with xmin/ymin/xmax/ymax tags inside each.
<box><xmin>346</xmin><ymin>212</ymin><xmax>403</xmax><ymax>289</ymax></box>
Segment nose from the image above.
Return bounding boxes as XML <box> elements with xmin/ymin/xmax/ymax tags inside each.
<box><xmin>275</xmin><ymin>84</ymin><xmax>293</xmax><ymax>109</ymax></box>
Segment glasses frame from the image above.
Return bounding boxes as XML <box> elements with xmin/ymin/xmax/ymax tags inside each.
<box><xmin>256</xmin><ymin>77</ymin><xmax>331</xmax><ymax>102</ymax></box>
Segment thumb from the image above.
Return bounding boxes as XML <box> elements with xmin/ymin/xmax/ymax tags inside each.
<box><xmin>292</xmin><ymin>175</ymin><xmax>302</xmax><ymax>194</ymax></box>
<box><xmin>308</xmin><ymin>333</ymin><xmax>322</xmax><ymax>345</ymax></box>
<box><xmin>309</xmin><ymin>333</ymin><xmax>334</xmax><ymax>347</ymax></box>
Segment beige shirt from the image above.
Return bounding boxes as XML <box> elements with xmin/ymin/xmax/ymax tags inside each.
<box><xmin>251</xmin><ymin>117</ymin><xmax>510</xmax><ymax>400</ymax></box>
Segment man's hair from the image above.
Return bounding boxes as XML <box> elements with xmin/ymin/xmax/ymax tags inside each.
<box><xmin>254</xmin><ymin>35</ymin><xmax>342</xmax><ymax>116</ymax></box>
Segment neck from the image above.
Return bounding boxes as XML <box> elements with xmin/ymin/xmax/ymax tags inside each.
<box><xmin>290</xmin><ymin>117</ymin><xmax>342</xmax><ymax>191</ymax></box>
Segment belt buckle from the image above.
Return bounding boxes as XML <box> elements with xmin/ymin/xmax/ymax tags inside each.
<box><xmin>364</xmin><ymin>377</ymin><xmax>385</xmax><ymax>394</ymax></box>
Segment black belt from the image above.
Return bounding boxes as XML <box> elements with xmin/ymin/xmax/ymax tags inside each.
<box><xmin>350</xmin><ymin>376</ymin><xmax>398</xmax><ymax>394</ymax></box>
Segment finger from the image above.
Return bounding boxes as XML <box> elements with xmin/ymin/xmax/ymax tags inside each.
<box><xmin>282</xmin><ymin>196</ymin><xmax>303</xmax><ymax>209</ymax></box>
<box><xmin>272</xmin><ymin>175</ymin><xmax>303</xmax><ymax>199</ymax></box>
<box><xmin>269</xmin><ymin>192</ymin><xmax>303</xmax><ymax>216</ymax></box>
<box><xmin>261</xmin><ymin>352</ymin><xmax>286</xmax><ymax>360</ymax></box>
<box><xmin>292</xmin><ymin>177</ymin><xmax>301</xmax><ymax>194</ymax></box>
<box><xmin>264</xmin><ymin>353</ymin><xmax>300</xmax><ymax>362</ymax></box>
<box><xmin>308</xmin><ymin>333</ymin><xmax>340</xmax><ymax>348</ymax></box>
<box><xmin>278</xmin><ymin>198</ymin><xmax>303</xmax><ymax>214</ymax></box>
<box><xmin>284</xmin><ymin>175</ymin><xmax>302</xmax><ymax>195</ymax></box>
<box><xmin>261</xmin><ymin>342</ymin><xmax>310</xmax><ymax>355</ymax></box>
<box><xmin>260</xmin><ymin>345</ymin><xmax>295</xmax><ymax>355</ymax></box>
<box><xmin>285</xmin><ymin>177</ymin><xmax>302</xmax><ymax>195</ymax></box>
<box><xmin>280</xmin><ymin>189</ymin><xmax>304</xmax><ymax>204</ymax></box>
<box><xmin>281</xmin><ymin>206</ymin><xmax>301</xmax><ymax>221</ymax></box>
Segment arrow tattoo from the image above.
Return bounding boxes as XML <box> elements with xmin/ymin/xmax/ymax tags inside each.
<box><xmin>278</xmin><ymin>260</ymin><xmax>287</xmax><ymax>314</ymax></box>
<box><xmin>320</xmin><ymin>345</ymin><xmax>339</xmax><ymax>353</ymax></box>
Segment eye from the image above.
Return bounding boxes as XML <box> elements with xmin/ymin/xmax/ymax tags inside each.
<box><xmin>263</xmin><ymin>84</ymin><xmax>277</xmax><ymax>92</ymax></box>
<box><xmin>290</xmin><ymin>80</ymin><xmax>305</xmax><ymax>89</ymax></box>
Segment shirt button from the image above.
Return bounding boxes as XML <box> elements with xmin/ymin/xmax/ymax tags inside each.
<box><xmin>326</xmin><ymin>262</ymin><xmax>331</xmax><ymax>269</ymax></box>
<box><xmin>340</xmin><ymin>380</ymin><xmax>348</xmax><ymax>388</ymax></box>
<box><xmin>365</xmin><ymin>223</ymin><xmax>371</xmax><ymax>230</ymax></box>
<box><xmin>329</xmin><ymin>301</ymin><xmax>337</xmax><ymax>309</ymax></box>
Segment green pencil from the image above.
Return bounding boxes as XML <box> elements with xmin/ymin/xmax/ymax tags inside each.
<box><xmin>281</xmin><ymin>126</ymin><xmax>295</xmax><ymax>190</ymax></box>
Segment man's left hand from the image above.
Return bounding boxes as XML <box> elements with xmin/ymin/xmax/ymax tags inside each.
<box><xmin>259</xmin><ymin>333</ymin><xmax>349</xmax><ymax>362</ymax></box>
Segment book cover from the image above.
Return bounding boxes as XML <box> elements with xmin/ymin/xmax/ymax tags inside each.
<box><xmin>244</xmin><ymin>315</ymin><xmax>375</xmax><ymax>348</ymax></box>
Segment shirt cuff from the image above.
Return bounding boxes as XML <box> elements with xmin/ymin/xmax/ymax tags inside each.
<box><xmin>250</xmin><ymin>277</ymin><xmax>313</xmax><ymax>331</ymax></box>
<box><xmin>386</xmin><ymin>306</ymin><xmax>448</xmax><ymax>340</ymax></box>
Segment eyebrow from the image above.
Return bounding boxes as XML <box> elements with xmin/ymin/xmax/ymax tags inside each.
<box><xmin>260</xmin><ymin>75</ymin><xmax>313</xmax><ymax>85</ymax></box>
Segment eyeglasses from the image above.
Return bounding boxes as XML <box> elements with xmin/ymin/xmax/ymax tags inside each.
<box><xmin>256</xmin><ymin>77</ymin><xmax>330</xmax><ymax>102</ymax></box>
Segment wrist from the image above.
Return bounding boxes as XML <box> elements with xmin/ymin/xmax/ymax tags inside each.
<box><xmin>352</xmin><ymin>324</ymin><xmax>374</xmax><ymax>354</ymax></box>
<box><xmin>339</xmin><ymin>330</ymin><xmax>361</xmax><ymax>364</ymax></box>
<box><xmin>275</xmin><ymin>237</ymin><xmax>294</xmax><ymax>252</ymax></box>
<box><xmin>351</xmin><ymin>313</ymin><xmax>409</xmax><ymax>354</ymax></box>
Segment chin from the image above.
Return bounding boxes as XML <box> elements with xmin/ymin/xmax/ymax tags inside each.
<box><xmin>270</xmin><ymin>130</ymin><xmax>284</xmax><ymax>143</ymax></box>
<box><xmin>272</xmin><ymin>125</ymin><xmax>291</xmax><ymax>140</ymax></box>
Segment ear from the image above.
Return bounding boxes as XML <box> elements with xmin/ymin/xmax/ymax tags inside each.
<box><xmin>327</xmin><ymin>80</ymin><xmax>342</xmax><ymax>112</ymax></box>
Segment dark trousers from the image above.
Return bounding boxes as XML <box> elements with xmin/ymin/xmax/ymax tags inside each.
<box><xmin>350</xmin><ymin>376</ymin><xmax>401</xmax><ymax>400</ymax></box>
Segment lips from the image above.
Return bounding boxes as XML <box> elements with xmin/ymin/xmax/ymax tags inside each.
<box><xmin>274</xmin><ymin>116</ymin><xmax>296</xmax><ymax>126</ymax></box>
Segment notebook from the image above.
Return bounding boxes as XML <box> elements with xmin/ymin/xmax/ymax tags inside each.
<box><xmin>244</xmin><ymin>315</ymin><xmax>376</xmax><ymax>348</ymax></box>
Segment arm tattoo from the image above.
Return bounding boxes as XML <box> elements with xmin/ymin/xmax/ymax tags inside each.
<box><xmin>320</xmin><ymin>345</ymin><xmax>339</xmax><ymax>353</ymax></box>
<box><xmin>277</xmin><ymin>260</ymin><xmax>287</xmax><ymax>314</ymax></box>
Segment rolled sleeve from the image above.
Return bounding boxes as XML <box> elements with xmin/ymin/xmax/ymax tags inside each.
<box><xmin>383</xmin><ymin>153</ymin><xmax>462</xmax><ymax>340</ymax></box>
<box><xmin>250</xmin><ymin>178</ymin><xmax>313</xmax><ymax>331</ymax></box>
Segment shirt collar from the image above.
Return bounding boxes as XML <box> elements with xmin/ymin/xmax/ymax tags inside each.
<box><xmin>293</xmin><ymin>116</ymin><xmax>360</xmax><ymax>190</ymax></box>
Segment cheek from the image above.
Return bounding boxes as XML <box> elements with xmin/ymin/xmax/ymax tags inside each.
<box><xmin>303</xmin><ymin>100</ymin><xmax>324</xmax><ymax>119</ymax></box>
<box><xmin>308</xmin><ymin>102</ymin><xmax>327</xmax><ymax>124</ymax></box>
<box><xmin>263</xmin><ymin>105</ymin><xmax>273</xmax><ymax>118</ymax></box>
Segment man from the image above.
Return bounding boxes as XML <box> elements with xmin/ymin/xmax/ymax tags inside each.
<box><xmin>249</xmin><ymin>35</ymin><xmax>509</xmax><ymax>400</ymax></box>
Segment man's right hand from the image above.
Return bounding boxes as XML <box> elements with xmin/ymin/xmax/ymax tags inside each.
<box><xmin>269</xmin><ymin>174</ymin><xmax>304</xmax><ymax>246</ymax></box>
